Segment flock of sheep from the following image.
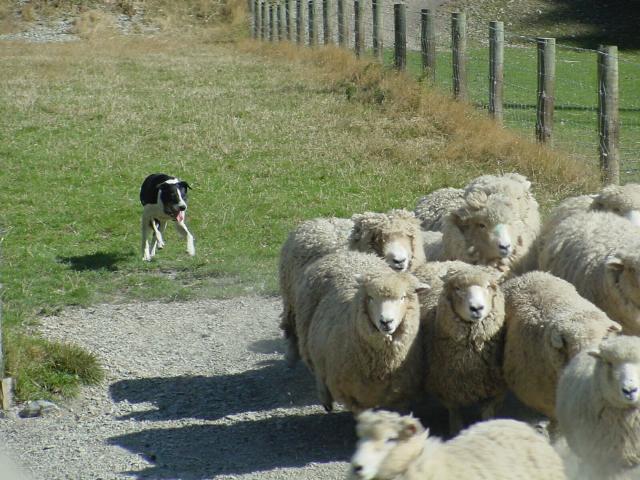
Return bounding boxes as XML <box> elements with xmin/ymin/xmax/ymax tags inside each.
<box><xmin>277</xmin><ymin>173</ymin><xmax>640</xmax><ymax>479</ymax></box>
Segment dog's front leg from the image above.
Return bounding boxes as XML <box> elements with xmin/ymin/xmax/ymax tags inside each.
<box><xmin>175</xmin><ymin>218</ymin><xmax>195</xmax><ymax>256</ymax></box>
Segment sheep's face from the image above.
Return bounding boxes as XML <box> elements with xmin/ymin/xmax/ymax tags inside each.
<box><xmin>590</xmin><ymin>337</ymin><xmax>640</xmax><ymax>408</ymax></box>
<box><xmin>350</xmin><ymin>410</ymin><xmax>426</xmax><ymax>480</ymax></box>
<box><xmin>453</xmin><ymin>193</ymin><xmax>522</xmax><ymax>263</ymax></box>
<box><xmin>361</xmin><ymin>273</ymin><xmax>429</xmax><ymax>336</ymax></box>
<box><xmin>593</xmin><ymin>184</ymin><xmax>640</xmax><ymax>227</ymax></box>
<box><xmin>380</xmin><ymin>232</ymin><xmax>413</xmax><ymax>272</ymax></box>
<box><xmin>447</xmin><ymin>273</ymin><xmax>496</xmax><ymax>323</ymax></box>
<box><xmin>605</xmin><ymin>255</ymin><xmax>640</xmax><ymax>332</ymax></box>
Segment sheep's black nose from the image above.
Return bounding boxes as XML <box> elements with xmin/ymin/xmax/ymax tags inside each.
<box><xmin>623</xmin><ymin>386</ymin><xmax>638</xmax><ymax>395</ymax></box>
<box><xmin>470</xmin><ymin>305</ymin><xmax>484</xmax><ymax>313</ymax></box>
<box><xmin>352</xmin><ymin>464</ymin><xmax>363</xmax><ymax>473</ymax></box>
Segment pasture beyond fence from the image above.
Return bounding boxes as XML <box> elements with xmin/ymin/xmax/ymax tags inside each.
<box><xmin>250</xmin><ymin>0</ymin><xmax>640</xmax><ymax>185</ymax></box>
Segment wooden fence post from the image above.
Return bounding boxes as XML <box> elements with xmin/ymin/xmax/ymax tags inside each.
<box><xmin>323</xmin><ymin>0</ymin><xmax>334</xmax><ymax>44</ymax></box>
<box><xmin>261</xmin><ymin>1</ymin><xmax>268</xmax><ymax>40</ymax></box>
<box><xmin>451</xmin><ymin>12</ymin><xmax>467</xmax><ymax>100</ymax></box>
<box><xmin>598</xmin><ymin>45</ymin><xmax>620</xmax><ymax>185</ymax></box>
<box><xmin>394</xmin><ymin>3</ymin><xmax>406</xmax><ymax>70</ymax></box>
<box><xmin>308</xmin><ymin>0</ymin><xmax>318</xmax><ymax>46</ymax></box>
<box><xmin>421</xmin><ymin>9</ymin><xmax>436</xmax><ymax>82</ymax></box>
<box><xmin>372</xmin><ymin>0</ymin><xmax>383</xmax><ymax>62</ymax></box>
<box><xmin>269</xmin><ymin>3</ymin><xmax>275</xmax><ymax>41</ymax></box>
<box><xmin>297</xmin><ymin>0</ymin><xmax>305</xmax><ymax>44</ymax></box>
<box><xmin>354</xmin><ymin>0</ymin><xmax>364</xmax><ymax>57</ymax></box>
<box><xmin>489</xmin><ymin>20</ymin><xmax>504</xmax><ymax>123</ymax></box>
<box><xmin>254</xmin><ymin>0</ymin><xmax>261</xmax><ymax>39</ymax></box>
<box><xmin>536</xmin><ymin>37</ymin><xmax>555</xmax><ymax>143</ymax></box>
<box><xmin>337</xmin><ymin>0</ymin><xmax>347</xmax><ymax>46</ymax></box>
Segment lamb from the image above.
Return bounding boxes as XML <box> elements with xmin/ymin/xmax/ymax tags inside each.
<box><xmin>502</xmin><ymin>271</ymin><xmax>622</xmax><ymax>423</ymax></box>
<box><xmin>348</xmin><ymin>410</ymin><xmax>566</xmax><ymax>480</ymax></box>
<box><xmin>556</xmin><ymin>335</ymin><xmax>640</xmax><ymax>479</ymax></box>
<box><xmin>414</xmin><ymin>261</ymin><xmax>507</xmax><ymax>434</ymax></box>
<box><xmin>538</xmin><ymin>210</ymin><xmax>640</xmax><ymax>335</ymax></box>
<box><xmin>298</xmin><ymin>250</ymin><xmax>429</xmax><ymax>413</ymax></box>
<box><xmin>279</xmin><ymin>209</ymin><xmax>426</xmax><ymax>366</ymax></box>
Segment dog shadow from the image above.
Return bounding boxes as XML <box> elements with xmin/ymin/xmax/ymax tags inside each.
<box><xmin>108</xmin><ymin>412</ymin><xmax>356</xmax><ymax>479</ymax></box>
<box><xmin>59</xmin><ymin>251</ymin><xmax>133</xmax><ymax>271</ymax></box>
<box><xmin>109</xmin><ymin>360</ymin><xmax>320</xmax><ymax>422</ymax></box>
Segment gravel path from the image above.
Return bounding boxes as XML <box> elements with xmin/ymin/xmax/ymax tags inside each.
<box><xmin>0</xmin><ymin>296</ymin><xmax>357</xmax><ymax>479</ymax></box>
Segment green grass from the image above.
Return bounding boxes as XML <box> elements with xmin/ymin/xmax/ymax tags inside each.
<box><xmin>382</xmin><ymin>44</ymin><xmax>640</xmax><ymax>181</ymax></box>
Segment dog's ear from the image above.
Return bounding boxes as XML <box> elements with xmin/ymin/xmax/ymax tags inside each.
<box><xmin>179</xmin><ymin>181</ymin><xmax>192</xmax><ymax>190</ymax></box>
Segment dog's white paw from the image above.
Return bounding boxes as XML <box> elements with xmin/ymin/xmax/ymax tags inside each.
<box><xmin>187</xmin><ymin>238</ymin><xmax>195</xmax><ymax>256</ymax></box>
<box><xmin>143</xmin><ymin>255</ymin><xmax>152</xmax><ymax>262</ymax></box>
<box><xmin>157</xmin><ymin>239</ymin><xmax>165</xmax><ymax>249</ymax></box>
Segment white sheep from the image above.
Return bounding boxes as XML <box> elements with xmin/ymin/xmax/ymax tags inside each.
<box><xmin>414</xmin><ymin>187</ymin><xmax>465</xmax><ymax>231</ymax></box>
<box><xmin>298</xmin><ymin>250</ymin><xmax>429</xmax><ymax>413</ymax></box>
<box><xmin>414</xmin><ymin>261</ymin><xmax>507</xmax><ymax>434</ymax></box>
<box><xmin>439</xmin><ymin>185</ymin><xmax>540</xmax><ymax>272</ymax></box>
<box><xmin>348</xmin><ymin>410</ymin><xmax>566</xmax><ymax>480</ymax></box>
<box><xmin>502</xmin><ymin>271</ymin><xmax>622</xmax><ymax>423</ymax></box>
<box><xmin>538</xmin><ymin>210</ymin><xmax>640</xmax><ymax>336</ymax></box>
<box><xmin>556</xmin><ymin>335</ymin><xmax>640</xmax><ymax>479</ymax></box>
<box><xmin>279</xmin><ymin>210</ymin><xmax>426</xmax><ymax>366</ymax></box>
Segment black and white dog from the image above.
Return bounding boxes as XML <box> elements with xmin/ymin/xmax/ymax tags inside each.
<box><xmin>140</xmin><ymin>173</ymin><xmax>195</xmax><ymax>261</ymax></box>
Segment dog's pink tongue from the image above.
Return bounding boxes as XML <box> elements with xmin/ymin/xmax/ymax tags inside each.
<box><xmin>176</xmin><ymin>211</ymin><xmax>185</xmax><ymax>222</ymax></box>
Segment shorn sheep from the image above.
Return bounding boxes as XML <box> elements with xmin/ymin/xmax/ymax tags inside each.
<box><xmin>414</xmin><ymin>262</ymin><xmax>506</xmax><ymax>434</ymax></box>
<box><xmin>299</xmin><ymin>250</ymin><xmax>429</xmax><ymax>413</ymax></box>
<box><xmin>502</xmin><ymin>271</ymin><xmax>622</xmax><ymax>423</ymax></box>
<box><xmin>556</xmin><ymin>335</ymin><xmax>640</xmax><ymax>479</ymax></box>
<box><xmin>347</xmin><ymin>410</ymin><xmax>566</xmax><ymax>480</ymax></box>
<box><xmin>279</xmin><ymin>210</ymin><xmax>426</xmax><ymax>365</ymax></box>
<box><xmin>538</xmin><ymin>210</ymin><xmax>640</xmax><ymax>335</ymax></box>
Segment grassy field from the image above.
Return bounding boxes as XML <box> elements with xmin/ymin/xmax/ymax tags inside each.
<box><xmin>0</xmin><ymin>22</ymin><xmax>601</xmax><ymax>400</ymax></box>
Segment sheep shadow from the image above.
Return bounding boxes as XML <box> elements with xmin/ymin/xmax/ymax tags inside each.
<box><xmin>59</xmin><ymin>251</ymin><xmax>133</xmax><ymax>271</ymax></box>
<box><xmin>108</xmin><ymin>412</ymin><xmax>356</xmax><ymax>479</ymax></box>
<box><xmin>109</xmin><ymin>360</ymin><xmax>320</xmax><ymax>422</ymax></box>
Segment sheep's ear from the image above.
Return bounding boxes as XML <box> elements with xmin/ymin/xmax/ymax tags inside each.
<box><xmin>608</xmin><ymin>322</ymin><xmax>622</xmax><ymax>333</ymax></box>
<box><xmin>550</xmin><ymin>328</ymin><xmax>566</xmax><ymax>350</ymax></box>
<box><xmin>587</xmin><ymin>348</ymin><xmax>602</xmax><ymax>360</ymax></box>
<box><xmin>399</xmin><ymin>418</ymin><xmax>421</xmax><ymax>438</ymax></box>
<box><xmin>605</xmin><ymin>255</ymin><xmax>625</xmax><ymax>273</ymax></box>
<box><xmin>414</xmin><ymin>282</ymin><xmax>430</xmax><ymax>294</ymax></box>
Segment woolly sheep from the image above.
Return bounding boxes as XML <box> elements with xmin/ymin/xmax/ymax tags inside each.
<box><xmin>414</xmin><ymin>187</ymin><xmax>465</xmax><ymax>231</ymax></box>
<box><xmin>502</xmin><ymin>271</ymin><xmax>622</xmax><ymax>422</ymax></box>
<box><xmin>538</xmin><ymin>210</ymin><xmax>640</xmax><ymax>335</ymax></box>
<box><xmin>299</xmin><ymin>250</ymin><xmax>429</xmax><ymax>413</ymax></box>
<box><xmin>348</xmin><ymin>410</ymin><xmax>566</xmax><ymax>480</ymax></box>
<box><xmin>556</xmin><ymin>335</ymin><xmax>640</xmax><ymax>479</ymax></box>
<box><xmin>415</xmin><ymin>261</ymin><xmax>507</xmax><ymax>434</ymax></box>
<box><xmin>279</xmin><ymin>210</ymin><xmax>426</xmax><ymax>366</ymax></box>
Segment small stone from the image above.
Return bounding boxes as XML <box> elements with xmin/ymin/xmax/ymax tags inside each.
<box><xmin>19</xmin><ymin>400</ymin><xmax>61</xmax><ymax>418</ymax></box>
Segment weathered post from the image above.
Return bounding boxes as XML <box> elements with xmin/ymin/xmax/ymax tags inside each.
<box><xmin>536</xmin><ymin>37</ymin><xmax>556</xmax><ymax>143</ymax></box>
<box><xmin>394</xmin><ymin>3</ymin><xmax>406</xmax><ymax>70</ymax></box>
<box><xmin>323</xmin><ymin>0</ymin><xmax>334</xmax><ymax>44</ymax></box>
<box><xmin>372</xmin><ymin>0</ymin><xmax>383</xmax><ymax>62</ymax></box>
<box><xmin>261</xmin><ymin>1</ymin><xmax>268</xmax><ymax>40</ymax></box>
<box><xmin>421</xmin><ymin>9</ymin><xmax>436</xmax><ymax>82</ymax></box>
<box><xmin>254</xmin><ymin>0</ymin><xmax>262</xmax><ymax>39</ymax></box>
<box><xmin>489</xmin><ymin>20</ymin><xmax>504</xmax><ymax>123</ymax></box>
<box><xmin>354</xmin><ymin>0</ymin><xmax>364</xmax><ymax>57</ymax></box>
<box><xmin>297</xmin><ymin>0</ymin><xmax>305</xmax><ymax>45</ymax></box>
<box><xmin>337</xmin><ymin>0</ymin><xmax>347</xmax><ymax>46</ymax></box>
<box><xmin>269</xmin><ymin>3</ymin><xmax>275</xmax><ymax>41</ymax></box>
<box><xmin>598</xmin><ymin>45</ymin><xmax>620</xmax><ymax>185</ymax></box>
<box><xmin>309</xmin><ymin>0</ymin><xmax>318</xmax><ymax>46</ymax></box>
<box><xmin>451</xmin><ymin>11</ymin><xmax>467</xmax><ymax>100</ymax></box>
<box><xmin>277</xmin><ymin>3</ymin><xmax>284</xmax><ymax>40</ymax></box>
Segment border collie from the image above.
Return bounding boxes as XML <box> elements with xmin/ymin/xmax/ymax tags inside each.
<box><xmin>140</xmin><ymin>173</ymin><xmax>195</xmax><ymax>261</ymax></box>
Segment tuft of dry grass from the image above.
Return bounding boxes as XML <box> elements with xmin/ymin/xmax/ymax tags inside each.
<box><xmin>239</xmin><ymin>40</ymin><xmax>600</xmax><ymax>206</ymax></box>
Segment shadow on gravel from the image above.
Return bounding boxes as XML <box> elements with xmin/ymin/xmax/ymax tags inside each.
<box><xmin>108</xmin><ymin>412</ymin><xmax>356</xmax><ymax>479</ymax></box>
<box><xmin>110</xmin><ymin>360</ymin><xmax>319</xmax><ymax>421</ymax></box>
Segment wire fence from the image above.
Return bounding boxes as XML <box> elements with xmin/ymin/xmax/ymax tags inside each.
<box><xmin>251</xmin><ymin>0</ymin><xmax>640</xmax><ymax>184</ymax></box>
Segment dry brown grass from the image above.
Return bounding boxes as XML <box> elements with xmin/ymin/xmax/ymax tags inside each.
<box><xmin>239</xmin><ymin>40</ymin><xmax>600</xmax><ymax>206</ymax></box>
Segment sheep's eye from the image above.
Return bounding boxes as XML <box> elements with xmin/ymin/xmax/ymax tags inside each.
<box><xmin>386</xmin><ymin>436</ymin><xmax>399</xmax><ymax>443</ymax></box>
<box><xmin>401</xmin><ymin>295</ymin><xmax>407</xmax><ymax>301</ymax></box>
<box><xmin>367</xmin><ymin>295</ymin><xmax>374</xmax><ymax>303</ymax></box>
<box><xmin>477</xmin><ymin>222</ymin><xmax>487</xmax><ymax>229</ymax></box>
